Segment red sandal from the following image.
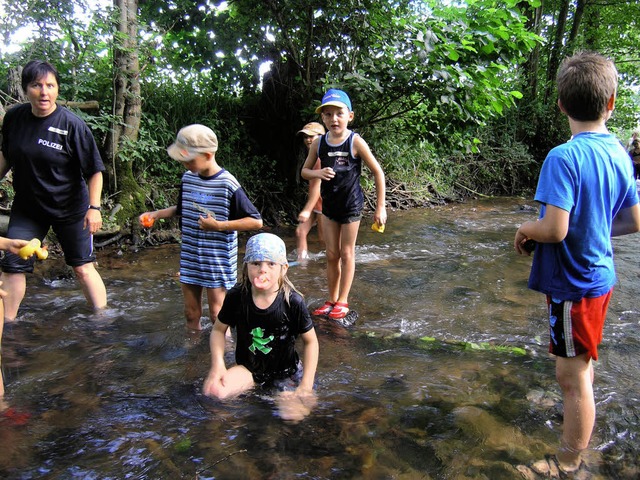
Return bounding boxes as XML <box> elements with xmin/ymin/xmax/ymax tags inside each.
<box><xmin>312</xmin><ymin>301</ymin><xmax>334</xmax><ymax>316</ymax></box>
<box><xmin>328</xmin><ymin>302</ymin><xmax>349</xmax><ymax>320</ymax></box>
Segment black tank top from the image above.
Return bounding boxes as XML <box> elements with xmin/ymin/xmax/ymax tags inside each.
<box><xmin>318</xmin><ymin>131</ymin><xmax>364</xmax><ymax>218</ymax></box>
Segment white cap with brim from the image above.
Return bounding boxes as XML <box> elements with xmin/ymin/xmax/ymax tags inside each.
<box><xmin>167</xmin><ymin>124</ymin><xmax>218</xmax><ymax>162</ymax></box>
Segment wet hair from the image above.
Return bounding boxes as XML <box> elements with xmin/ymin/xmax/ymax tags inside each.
<box><xmin>21</xmin><ymin>60</ymin><xmax>60</xmax><ymax>92</ymax></box>
<box><xmin>556</xmin><ymin>51</ymin><xmax>617</xmax><ymax>122</ymax></box>
<box><xmin>239</xmin><ymin>263</ymin><xmax>302</xmax><ymax>305</ymax></box>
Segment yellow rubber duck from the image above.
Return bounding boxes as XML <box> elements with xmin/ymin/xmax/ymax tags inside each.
<box><xmin>371</xmin><ymin>221</ymin><xmax>385</xmax><ymax>233</ymax></box>
<box><xmin>18</xmin><ymin>239</ymin><xmax>49</xmax><ymax>260</ymax></box>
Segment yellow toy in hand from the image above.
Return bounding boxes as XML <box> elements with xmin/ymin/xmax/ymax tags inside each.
<box><xmin>371</xmin><ymin>221</ymin><xmax>385</xmax><ymax>233</ymax></box>
<box><xmin>18</xmin><ymin>238</ymin><xmax>49</xmax><ymax>260</ymax></box>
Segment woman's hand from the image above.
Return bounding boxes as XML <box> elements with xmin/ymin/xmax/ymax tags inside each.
<box><xmin>84</xmin><ymin>208</ymin><xmax>102</xmax><ymax>234</ymax></box>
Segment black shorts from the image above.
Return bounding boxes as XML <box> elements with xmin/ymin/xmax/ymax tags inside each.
<box><xmin>323</xmin><ymin>211</ymin><xmax>362</xmax><ymax>224</ymax></box>
<box><xmin>1</xmin><ymin>209</ymin><xmax>96</xmax><ymax>273</ymax></box>
<box><xmin>253</xmin><ymin>361</ymin><xmax>304</xmax><ymax>390</ymax></box>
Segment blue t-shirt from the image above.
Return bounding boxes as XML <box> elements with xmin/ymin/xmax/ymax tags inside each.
<box><xmin>528</xmin><ymin>132</ymin><xmax>639</xmax><ymax>301</ymax></box>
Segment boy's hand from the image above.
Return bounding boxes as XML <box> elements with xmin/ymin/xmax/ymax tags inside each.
<box><xmin>374</xmin><ymin>206</ymin><xmax>387</xmax><ymax>228</ymax></box>
<box><xmin>317</xmin><ymin>167</ymin><xmax>336</xmax><ymax>181</ymax></box>
<box><xmin>139</xmin><ymin>211</ymin><xmax>157</xmax><ymax>228</ymax></box>
<box><xmin>198</xmin><ymin>214</ymin><xmax>224</xmax><ymax>231</ymax></box>
<box><xmin>298</xmin><ymin>210</ymin><xmax>311</xmax><ymax>223</ymax></box>
<box><xmin>276</xmin><ymin>389</ymin><xmax>317</xmax><ymax>423</ymax></box>
<box><xmin>514</xmin><ymin>228</ymin><xmax>533</xmax><ymax>255</ymax></box>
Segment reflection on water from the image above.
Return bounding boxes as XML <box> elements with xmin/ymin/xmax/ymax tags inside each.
<box><xmin>1</xmin><ymin>198</ymin><xmax>639</xmax><ymax>479</ymax></box>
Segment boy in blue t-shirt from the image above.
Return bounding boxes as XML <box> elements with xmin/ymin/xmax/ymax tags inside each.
<box><xmin>514</xmin><ymin>52</ymin><xmax>640</xmax><ymax>474</ymax></box>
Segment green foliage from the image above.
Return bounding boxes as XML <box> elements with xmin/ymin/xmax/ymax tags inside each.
<box><xmin>322</xmin><ymin>0</ymin><xmax>542</xmax><ymax>152</ymax></box>
<box><xmin>372</xmin><ymin>131</ymin><xmax>459</xmax><ymax>202</ymax></box>
<box><xmin>0</xmin><ymin>0</ymin><xmax>115</xmax><ymax>102</ymax></box>
<box><xmin>136</xmin><ymin>0</ymin><xmax>542</xmax><ymax>156</ymax></box>
<box><xmin>136</xmin><ymin>81</ymin><xmax>288</xmax><ymax>215</ymax></box>
<box><xmin>514</xmin><ymin>0</ymin><xmax>640</xmax><ymax>161</ymax></box>
<box><xmin>370</xmin><ymin>110</ymin><xmax>538</xmax><ymax>202</ymax></box>
<box><xmin>134</xmin><ymin>114</ymin><xmax>180</xmax><ymax>179</ymax></box>
<box><xmin>459</xmin><ymin>107</ymin><xmax>539</xmax><ymax>197</ymax></box>
<box><xmin>0</xmin><ymin>178</ymin><xmax>14</xmax><ymax>208</ymax></box>
<box><xmin>2</xmin><ymin>0</ymin><xmax>639</xmax><ymax>228</ymax></box>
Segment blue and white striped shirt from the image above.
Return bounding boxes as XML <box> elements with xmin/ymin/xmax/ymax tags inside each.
<box><xmin>177</xmin><ymin>169</ymin><xmax>261</xmax><ymax>289</ymax></box>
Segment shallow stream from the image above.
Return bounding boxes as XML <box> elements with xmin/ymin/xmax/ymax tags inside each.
<box><xmin>1</xmin><ymin>197</ymin><xmax>638</xmax><ymax>479</ymax></box>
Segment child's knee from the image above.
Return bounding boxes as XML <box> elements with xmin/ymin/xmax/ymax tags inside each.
<box><xmin>326</xmin><ymin>249</ymin><xmax>341</xmax><ymax>262</ymax></box>
<box><xmin>340</xmin><ymin>248</ymin><xmax>356</xmax><ymax>262</ymax></box>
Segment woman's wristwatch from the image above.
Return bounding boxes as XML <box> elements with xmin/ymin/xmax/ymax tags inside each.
<box><xmin>88</xmin><ymin>205</ymin><xmax>102</xmax><ymax>211</ymax></box>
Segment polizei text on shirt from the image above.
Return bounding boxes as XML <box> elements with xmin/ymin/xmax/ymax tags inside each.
<box><xmin>38</xmin><ymin>138</ymin><xmax>63</xmax><ymax>151</ymax></box>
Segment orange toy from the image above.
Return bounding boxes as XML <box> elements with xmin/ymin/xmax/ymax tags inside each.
<box><xmin>36</xmin><ymin>245</ymin><xmax>49</xmax><ymax>260</ymax></box>
<box><xmin>141</xmin><ymin>214</ymin><xmax>155</xmax><ymax>228</ymax></box>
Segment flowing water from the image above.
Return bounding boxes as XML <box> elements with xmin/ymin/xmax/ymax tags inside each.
<box><xmin>1</xmin><ymin>197</ymin><xmax>639</xmax><ymax>479</ymax></box>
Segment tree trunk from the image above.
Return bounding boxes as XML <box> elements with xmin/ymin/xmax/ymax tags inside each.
<box><xmin>566</xmin><ymin>0</ymin><xmax>587</xmax><ymax>54</ymax></box>
<box><xmin>582</xmin><ymin>1</ymin><xmax>601</xmax><ymax>50</ymax></box>
<box><xmin>520</xmin><ymin>0</ymin><xmax>543</xmax><ymax>100</ymax></box>
<box><xmin>544</xmin><ymin>0</ymin><xmax>571</xmax><ymax>103</ymax></box>
<box><xmin>105</xmin><ymin>0</ymin><xmax>146</xmax><ymax>222</ymax></box>
<box><xmin>7</xmin><ymin>67</ymin><xmax>25</xmax><ymax>103</ymax></box>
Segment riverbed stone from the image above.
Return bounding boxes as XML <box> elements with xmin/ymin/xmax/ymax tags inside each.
<box><xmin>452</xmin><ymin>405</ymin><xmax>545</xmax><ymax>461</ymax></box>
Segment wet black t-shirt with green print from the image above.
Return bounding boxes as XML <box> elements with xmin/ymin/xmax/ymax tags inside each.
<box><xmin>218</xmin><ymin>285</ymin><xmax>314</xmax><ymax>385</ymax></box>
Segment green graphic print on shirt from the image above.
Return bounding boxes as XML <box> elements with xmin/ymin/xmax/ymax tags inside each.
<box><xmin>249</xmin><ymin>327</ymin><xmax>274</xmax><ymax>354</ymax></box>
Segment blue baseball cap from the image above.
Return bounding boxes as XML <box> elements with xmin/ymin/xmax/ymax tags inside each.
<box><xmin>243</xmin><ymin>233</ymin><xmax>288</xmax><ymax>265</ymax></box>
<box><xmin>315</xmin><ymin>89</ymin><xmax>352</xmax><ymax>113</ymax></box>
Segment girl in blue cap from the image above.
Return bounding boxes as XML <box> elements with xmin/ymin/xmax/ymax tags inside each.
<box><xmin>301</xmin><ymin>89</ymin><xmax>387</xmax><ymax>320</ymax></box>
<box><xmin>203</xmin><ymin>233</ymin><xmax>319</xmax><ymax>421</ymax></box>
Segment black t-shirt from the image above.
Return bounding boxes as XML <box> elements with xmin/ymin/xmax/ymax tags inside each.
<box><xmin>219</xmin><ymin>285</ymin><xmax>314</xmax><ymax>384</ymax></box>
<box><xmin>1</xmin><ymin>103</ymin><xmax>105</xmax><ymax>220</ymax></box>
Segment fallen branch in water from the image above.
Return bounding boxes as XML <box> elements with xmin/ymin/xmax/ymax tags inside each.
<box><xmin>196</xmin><ymin>449</ymin><xmax>248</xmax><ymax>477</ymax></box>
<box><xmin>94</xmin><ymin>233</ymin><xmax>124</xmax><ymax>248</ymax></box>
<box><xmin>453</xmin><ymin>181</ymin><xmax>490</xmax><ymax>198</ymax></box>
